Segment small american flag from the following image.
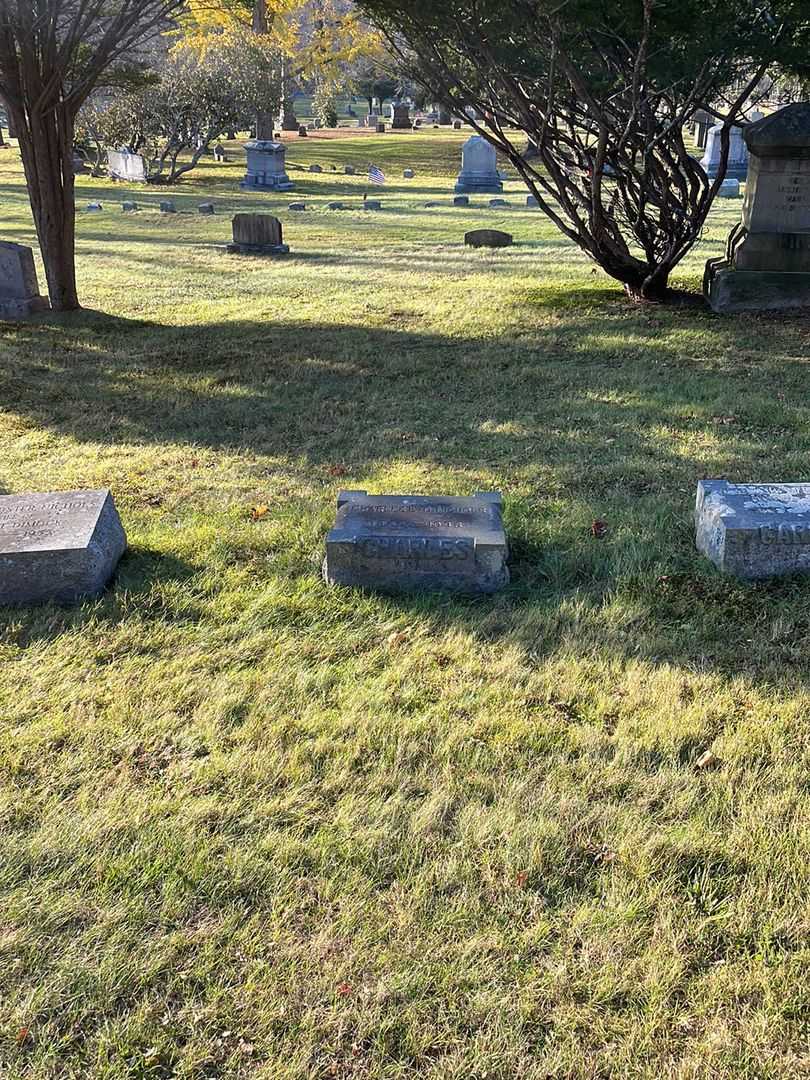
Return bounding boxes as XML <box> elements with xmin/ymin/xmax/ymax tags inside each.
<box><xmin>368</xmin><ymin>164</ymin><xmax>386</xmax><ymax>185</ymax></box>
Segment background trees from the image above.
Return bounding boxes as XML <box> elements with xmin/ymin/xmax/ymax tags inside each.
<box><xmin>358</xmin><ymin>0</ymin><xmax>810</xmax><ymax>301</ymax></box>
<box><xmin>0</xmin><ymin>0</ymin><xmax>183</xmax><ymax>311</ymax></box>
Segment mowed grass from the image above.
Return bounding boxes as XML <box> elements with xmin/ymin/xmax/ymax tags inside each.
<box><xmin>1</xmin><ymin>130</ymin><xmax>809</xmax><ymax>1079</ymax></box>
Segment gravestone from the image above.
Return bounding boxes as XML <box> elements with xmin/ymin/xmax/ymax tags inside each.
<box><xmin>717</xmin><ymin>178</ymin><xmax>740</xmax><ymax>198</ymax></box>
<box><xmin>705</xmin><ymin>103</ymin><xmax>810</xmax><ymax>313</ymax></box>
<box><xmin>403</xmin><ymin>168</ymin><xmax>414</xmax><ymax>178</ymax></box>
<box><xmin>122</xmin><ymin>201</ymin><xmax>138</xmax><ymax>212</ymax></box>
<box><xmin>465</xmin><ymin>229</ymin><xmax>513</xmax><ymax>248</ymax></box>
<box><xmin>344</xmin><ymin>165</ymin><xmax>356</xmax><ymax>175</ymax></box>
<box><xmin>213</xmin><ymin>144</ymin><xmax>227</xmax><ymax>162</ymax></box>
<box><xmin>198</xmin><ymin>202</ymin><xmax>215</xmax><ymax>214</ymax></box>
<box><xmin>226</xmin><ymin>214</ymin><xmax>289</xmax><ymax>255</ymax></box>
<box><xmin>489</xmin><ymin>198</ymin><xmax>509</xmax><ymax>208</ymax></box>
<box><xmin>696</xmin><ymin>480</ymin><xmax>810</xmax><ymax>578</ymax></box>
<box><xmin>700</xmin><ymin>123</ymin><xmax>748</xmax><ymax>179</ymax></box>
<box><xmin>328</xmin><ymin>201</ymin><xmax>344</xmax><ymax>210</ymax></box>
<box><xmin>107</xmin><ymin>150</ymin><xmax>147</xmax><ymax>182</ymax></box>
<box><xmin>298</xmin><ymin>125</ymin><xmax>308</xmax><ymax>137</ymax></box>
<box><xmin>309</xmin><ymin>163</ymin><xmax>322</xmax><ymax>173</ymax></box>
<box><xmin>455</xmin><ymin>135</ymin><xmax>503</xmax><ymax>194</ymax></box>
<box><xmin>0</xmin><ymin>242</ymin><xmax>50</xmax><ymax>318</ymax></box>
<box><xmin>453</xmin><ymin>195</ymin><xmax>470</xmax><ymax>207</ymax></box>
<box><xmin>160</xmin><ymin>201</ymin><xmax>176</xmax><ymax>213</ymax></box>
<box><xmin>693</xmin><ymin>109</ymin><xmax>712</xmax><ymax>150</ymax></box>
<box><xmin>0</xmin><ymin>489</ymin><xmax>126</xmax><ymax>605</ymax></box>
<box><xmin>86</xmin><ymin>202</ymin><xmax>103</xmax><ymax>212</ymax></box>
<box><xmin>453</xmin><ymin>120</ymin><xmax>462</xmax><ymax>130</ymax></box>
<box><xmin>365</xmin><ymin>112</ymin><xmax>380</xmax><ymax>128</ymax></box>
<box><xmin>391</xmin><ymin>102</ymin><xmax>412</xmax><ymax>130</ymax></box>
<box><xmin>323</xmin><ymin>490</ymin><xmax>508</xmax><ymax>594</ymax></box>
<box><xmin>241</xmin><ymin>140</ymin><xmax>293</xmax><ymax>191</ymax></box>
<box><xmin>288</xmin><ymin>202</ymin><xmax>307</xmax><ymax>211</ymax></box>
<box><xmin>527</xmin><ymin>194</ymin><xmax>539</xmax><ymax>208</ymax></box>
<box><xmin>438</xmin><ymin>106</ymin><xmax>452</xmax><ymax>125</ymax></box>
<box><xmin>377</xmin><ymin>121</ymin><xmax>386</xmax><ymax>134</ymax></box>
<box><xmin>72</xmin><ymin>153</ymin><xmax>88</xmax><ymax>175</ymax></box>
<box><xmin>364</xmin><ymin>200</ymin><xmax>381</xmax><ymax>210</ymax></box>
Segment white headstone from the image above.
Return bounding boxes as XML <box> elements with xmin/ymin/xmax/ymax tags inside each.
<box><xmin>700</xmin><ymin>124</ymin><xmax>748</xmax><ymax>179</ymax></box>
<box><xmin>455</xmin><ymin>135</ymin><xmax>503</xmax><ymax>195</ymax></box>
<box><xmin>107</xmin><ymin>150</ymin><xmax>147</xmax><ymax>182</ymax></box>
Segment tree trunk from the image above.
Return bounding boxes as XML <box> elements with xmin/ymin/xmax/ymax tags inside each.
<box><xmin>12</xmin><ymin>99</ymin><xmax>79</xmax><ymax>311</ymax></box>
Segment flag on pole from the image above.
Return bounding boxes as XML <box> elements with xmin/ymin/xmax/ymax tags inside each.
<box><xmin>368</xmin><ymin>164</ymin><xmax>386</xmax><ymax>185</ymax></box>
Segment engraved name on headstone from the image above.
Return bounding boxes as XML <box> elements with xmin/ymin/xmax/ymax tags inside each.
<box><xmin>0</xmin><ymin>489</ymin><xmax>127</xmax><ymax>605</ymax></box>
<box><xmin>696</xmin><ymin>480</ymin><xmax>810</xmax><ymax>578</ymax></box>
<box><xmin>324</xmin><ymin>491</ymin><xmax>509</xmax><ymax>593</ymax></box>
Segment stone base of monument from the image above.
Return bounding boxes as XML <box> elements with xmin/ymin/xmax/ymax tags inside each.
<box><xmin>0</xmin><ymin>295</ymin><xmax>50</xmax><ymax>318</ymax></box>
<box><xmin>454</xmin><ymin>177</ymin><xmax>504</xmax><ymax>195</ymax></box>
<box><xmin>323</xmin><ymin>490</ymin><xmax>509</xmax><ymax>594</ymax></box>
<box><xmin>705</xmin><ymin>266</ymin><xmax>810</xmax><ymax>313</ymax></box>
<box><xmin>0</xmin><ymin>489</ymin><xmax>126</xmax><ymax>605</ymax></box>
<box><xmin>225</xmin><ymin>242</ymin><xmax>290</xmax><ymax>256</ymax></box>
<box><xmin>696</xmin><ymin>480</ymin><xmax>810</xmax><ymax>579</ymax></box>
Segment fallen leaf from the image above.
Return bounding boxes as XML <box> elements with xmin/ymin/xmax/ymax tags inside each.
<box><xmin>337</xmin><ymin>982</ymin><xmax>353</xmax><ymax>997</ymax></box>
<box><xmin>696</xmin><ymin>750</ymin><xmax>721</xmax><ymax>770</ymax></box>
<box><xmin>386</xmin><ymin>629</ymin><xmax>410</xmax><ymax>648</ymax></box>
<box><xmin>595</xmin><ymin>849</ymin><xmax>618</xmax><ymax>865</ymax></box>
<box><xmin>16</xmin><ymin>1027</ymin><xmax>29</xmax><ymax>1046</ymax></box>
<box><xmin>250</xmin><ymin>505</ymin><xmax>269</xmax><ymax>521</ymax></box>
<box><xmin>591</xmin><ymin>519</ymin><xmax>609</xmax><ymax>539</ymax></box>
<box><xmin>328</xmin><ymin>464</ymin><xmax>348</xmax><ymax>477</ymax></box>
<box><xmin>515</xmin><ymin>870</ymin><xmax>529</xmax><ymax>888</ymax></box>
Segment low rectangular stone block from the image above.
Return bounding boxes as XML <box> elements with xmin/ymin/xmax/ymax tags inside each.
<box><xmin>696</xmin><ymin>479</ymin><xmax>810</xmax><ymax>578</ymax></box>
<box><xmin>707</xmin><ymin>268</ymin><xmax>810</xmax><ymax>312</ymax></box>
<box><xmin>324</xmin><ymin>491</ymin><xmax>509</xmax><ymax>594</ymax></box>
<box><xmin>0</xmin><ymin>489</ymin><xmax>127</xmax><ymax>605</ymax></box>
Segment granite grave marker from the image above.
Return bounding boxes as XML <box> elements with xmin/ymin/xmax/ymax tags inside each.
<box><xmin>324</xmin><ymin>491</ymin><xmax>509</xmax><ymax>593</ymax></box>
<box><xmin>465</xmin><ymin>229</ymin><xmax>513</xmax><ymax>248</ymax></box>
<box><xmin>455</xmin><ymin>135</ymin><xmax>503</xmax><ymax>195</ymax></box>
<box><xmin>226</xmin><ymin>214</ymin><xmax>290</xmax><ymax>255</ymax></box>
<box><xmin>0</xmin><ymin>242</ymin><xmax>50</xmax><ymax>318</ymax></box>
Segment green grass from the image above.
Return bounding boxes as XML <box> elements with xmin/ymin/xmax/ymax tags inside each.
<box><xmin>1</xmin><ymin>131</ymin><xmax>809</xmax><ymax>1079</ymax></box>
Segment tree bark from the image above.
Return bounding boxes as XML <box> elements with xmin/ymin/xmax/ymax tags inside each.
<box><xmin>12</xmin><ymin>100</ymin><xmax>80</xmax><ymax>311</ymax></box>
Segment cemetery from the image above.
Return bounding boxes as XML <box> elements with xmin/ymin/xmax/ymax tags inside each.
<box><xmin>1</xmin><ymin>1</ymin><xmax>810</xmax><ymax>1077</ymax></box>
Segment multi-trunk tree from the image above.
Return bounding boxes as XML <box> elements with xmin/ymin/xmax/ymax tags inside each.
<box><xmin>358</xmin><ymin>0</ymin><xmax>810</xmax><ymax>301</ymax></box>
<box><xmin>0</xmin><ymin>0</ymin><xmax>184</xmax><ymax>311</ymax></box>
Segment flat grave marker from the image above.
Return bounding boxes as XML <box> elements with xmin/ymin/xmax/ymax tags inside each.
<box><xmin>324</xmin><ymin>491</ymin><xmax>509</xmax><ymax>594</ymax></box>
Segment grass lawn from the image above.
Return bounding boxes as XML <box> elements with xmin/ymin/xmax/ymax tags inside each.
<box><xmin>1</xmin><ymin>130</ymin><xmax>809</xmax><ymax>1079</ymax></box>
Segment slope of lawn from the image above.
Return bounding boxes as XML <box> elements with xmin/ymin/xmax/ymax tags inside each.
<box><xmin>0</xmin><ymin>130</ymin><xmax>809</xmax><ymax>1080</ymax></box>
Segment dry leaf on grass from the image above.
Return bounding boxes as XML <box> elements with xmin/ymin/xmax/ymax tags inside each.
<box><xmin>696</xmin><ymin>750</ymin><xmax>721</xmax><ymax>770</ymax></box>
<box><xmin>250</xmin><ymin>505</ymin><xmax>269</xmax><ymax>521</ymax></box>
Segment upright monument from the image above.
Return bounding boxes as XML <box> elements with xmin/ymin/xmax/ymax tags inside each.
<box><xmin>0</xmin><ymin>242</ymin><xmax>50</xmax><ymax>318</ymax></box>
<box><xmin>705</xmin><ymin>103</ymin><xmax>810</xmax><ymax>313</ymax></box>
<box><xmin>454</xmin><ymin>135</ymin><xmax>503</xmax><ymax>195</ymax></box>
<box><xmin>700</xmin><ymin>123</ymin><xmax>748</xmax><ymax>179</ymax></box>
<box><xmin>241</xmin><ymin>140</ymin><xmax>293</xmax><ymax>191</ymax></box>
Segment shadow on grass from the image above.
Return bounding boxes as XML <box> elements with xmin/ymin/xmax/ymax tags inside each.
<box><xmin>2</xmin><ymin>301</ymin><xmax>810</xmax><ymax>683</ymax></box>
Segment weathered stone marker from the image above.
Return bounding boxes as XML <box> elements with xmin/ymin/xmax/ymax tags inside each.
<box><xmin>700</xmin><ymin>123</ymin><xmax>748</xmax><ymax>180</ymax></box>
<box><xmin>324</xmin><ymin>490</ymin><xmax>509</xmax><ymax>593</ymax></box>
<box><xmin>107</xmin><ymin>150</ymin><xmax>147</xmax><ymax>182</ymax></box>
<box><xmin>198</xmin><ymin>202</ymin><xmax>215</xmax><ymax>214</ymax></box>
<box><xmin>226</xmin><ymin>214</ymin><xmax>289</xmax><ymax>255</ymax></box>
<box><xmin>705</xmin><ymin>103</ymin><xmax>810</xmax><ymax>313</ymax></box>
<box><xmin>465</xmin><ymin>229</ymin><xmax>513</xmax><ymax>249</ymax></box>
<box><xmin>241</xmin><ymin>140</ymin><xmax>293</xmax><ymax>191</ymax></box>
<box><xmin>696</xmin><ymin>480</ymin><xmax>810</xmax><ymax>578</ymax></box>
<box><xmin>455</xmin><ymin>135</ymin><xmax>503</xmax><ymax>194</ymax></box>
<box><xmin>0</xmin><ymin>489</ymin><xmax>126</xmax><ymax>605</ymax></box>
<box><xmin>0</xmin><ymin>242</ymin><xmax>50</xmax><ymax>318</ymax></box>
<box><xmin>453</xmin><ymin>195</ymin><xmax>470</xmax><ymax>207</ymax></box>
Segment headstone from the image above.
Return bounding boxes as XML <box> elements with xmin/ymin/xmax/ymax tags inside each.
<box><xmin>107</xmin><ymin>150</ymin><xmax>147</xmax><ymax>182</ymax></box>
<box><xmin>323</xmin><ymin>490</ymin><xmax>508</xmax><ymax>594</ymax></box>
<box><xmin>198</xmin><ymin>202</ymin><xmax>215</xmax><ymax>214</ymax></box>
<box><xmin>86</xmin><ymin>202</ymin><xmax>103</xmax><ymax>212</ymax></box>
<box><xmin>700</xmin><ymin>123</ymin><xmax>748</xmax><ymax>179</ymax></box>
<box><xmin>376</xmin><ymin>121</ymin><xmax>386</xmax><ymax>134</ymax></box>
<box><xmin>465</xmin><ymin>229</ymin><xmax>513</xmax><ymax>249</ymax></box>
<box><xmin>455</xmin><ymin>135</ymin><xmax>503</xmax><ymax>194</ymax></box>
<box><xmin>241</xmin><ymin>140</ymin><xmax>293</xmax><ymax>191</ymax></box>
<box><xmin>717</xmin><ymin>178</ymin><xmax>740</xmax><ymax>198</ymax></box>
<box><xmin>298</xmin><ymin>125</ymin><xmax>308</xmax><ymax>137</ymax></box>
<box><xmin>122</xmin><ymin>201</ymin><xmax>138</xmax><ymax>212</ymax></box>
<box><xmin>288</xmin><ymin>202</ymin><xmax>307</xmax><ymax>211</ymax></box>
<box><xmin>453</xmin><ymin>195</ymin><xmax>470</xmax><ymax>207</ymax></box>
<box><xmin>526</xmin><ymin>195</ymin><xmax>539</xmax><ymax>207</ymax></box>
<box><xmin>0</xmin><ymin>489</ymin><xmax>126</xmax><ymax>605</ymax></box>
<box><xmin>226</xmin><ymin>214</ymin><xmax>290</xmax><ymax>256</ymax></box>
<box><xmin>213</xmin><ymin>144</ymin><xmax>227</xmax><ymax>162</ymax></box>
<box><xmin>364</xmin><ymin>200</ymin><xmax>381</xmax><ymax>210</ymax></box>
<box><xmin>403</xmin><ymin>168</ymin><xmax>414</xmax><ymax>178</ymax></box>
<box><xmin>309</xmin><ymin>164</ymin><xmax>322</xmax><ymax>173</ymax></box>
<box><xmin>693</xmin><ymin>109</ymin><xmax>712</xmax><ymax>150</ymax></box>
<box><xmin>365</xmin><ymin>112</ymin><xmax>380</xmax><ymax>128</ymax></box>
<box><xmin>0</xmin><ymin>242</ymin><xmax>50</xmax><ymax>318</ymax></box>
<box><xmin>160</xmin><ymin>201</ymin><xmax>176</xmax><ymax>213</ymax></box>
<box><xmin>705</xmin><ymin>103</ymin><xmax>810</xmax><ymax>313</ymax></box>
<box><xmin>344</xmin><ymin>165</ymin><xmax>356</xmax><ymax>175</ymax></box>
<box><xmin>328</xmin><ymin>201</ymin><xmax>344</xmax><ymax>210</ymax></box>
<box><xmin>453</xmin><ymin>120</ymin><xmax>462</xmax><ymax>130</ymax></box>
<box><xmin>438</xmin><ymin>107</ymin><xmax>452</xmax><ymax>125</ymax></box>
<box><xmin>391</xmin><ymin>102</ymin><xmax>412</xmax><ymax>130</ymax></box>
<box><xmin>72</xmin><ymin>153</ymin><xmax>88</xmax><ymax>175</ymax></box>
<box><xmin>696</xmin><ymin>480</ymin><xmax>810</xmax><ymax>578</ymax></box>
<box><xmin>489</xmin><ymin>198</ymin><xmax>509</xmax><ymax>208</ymax></box>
